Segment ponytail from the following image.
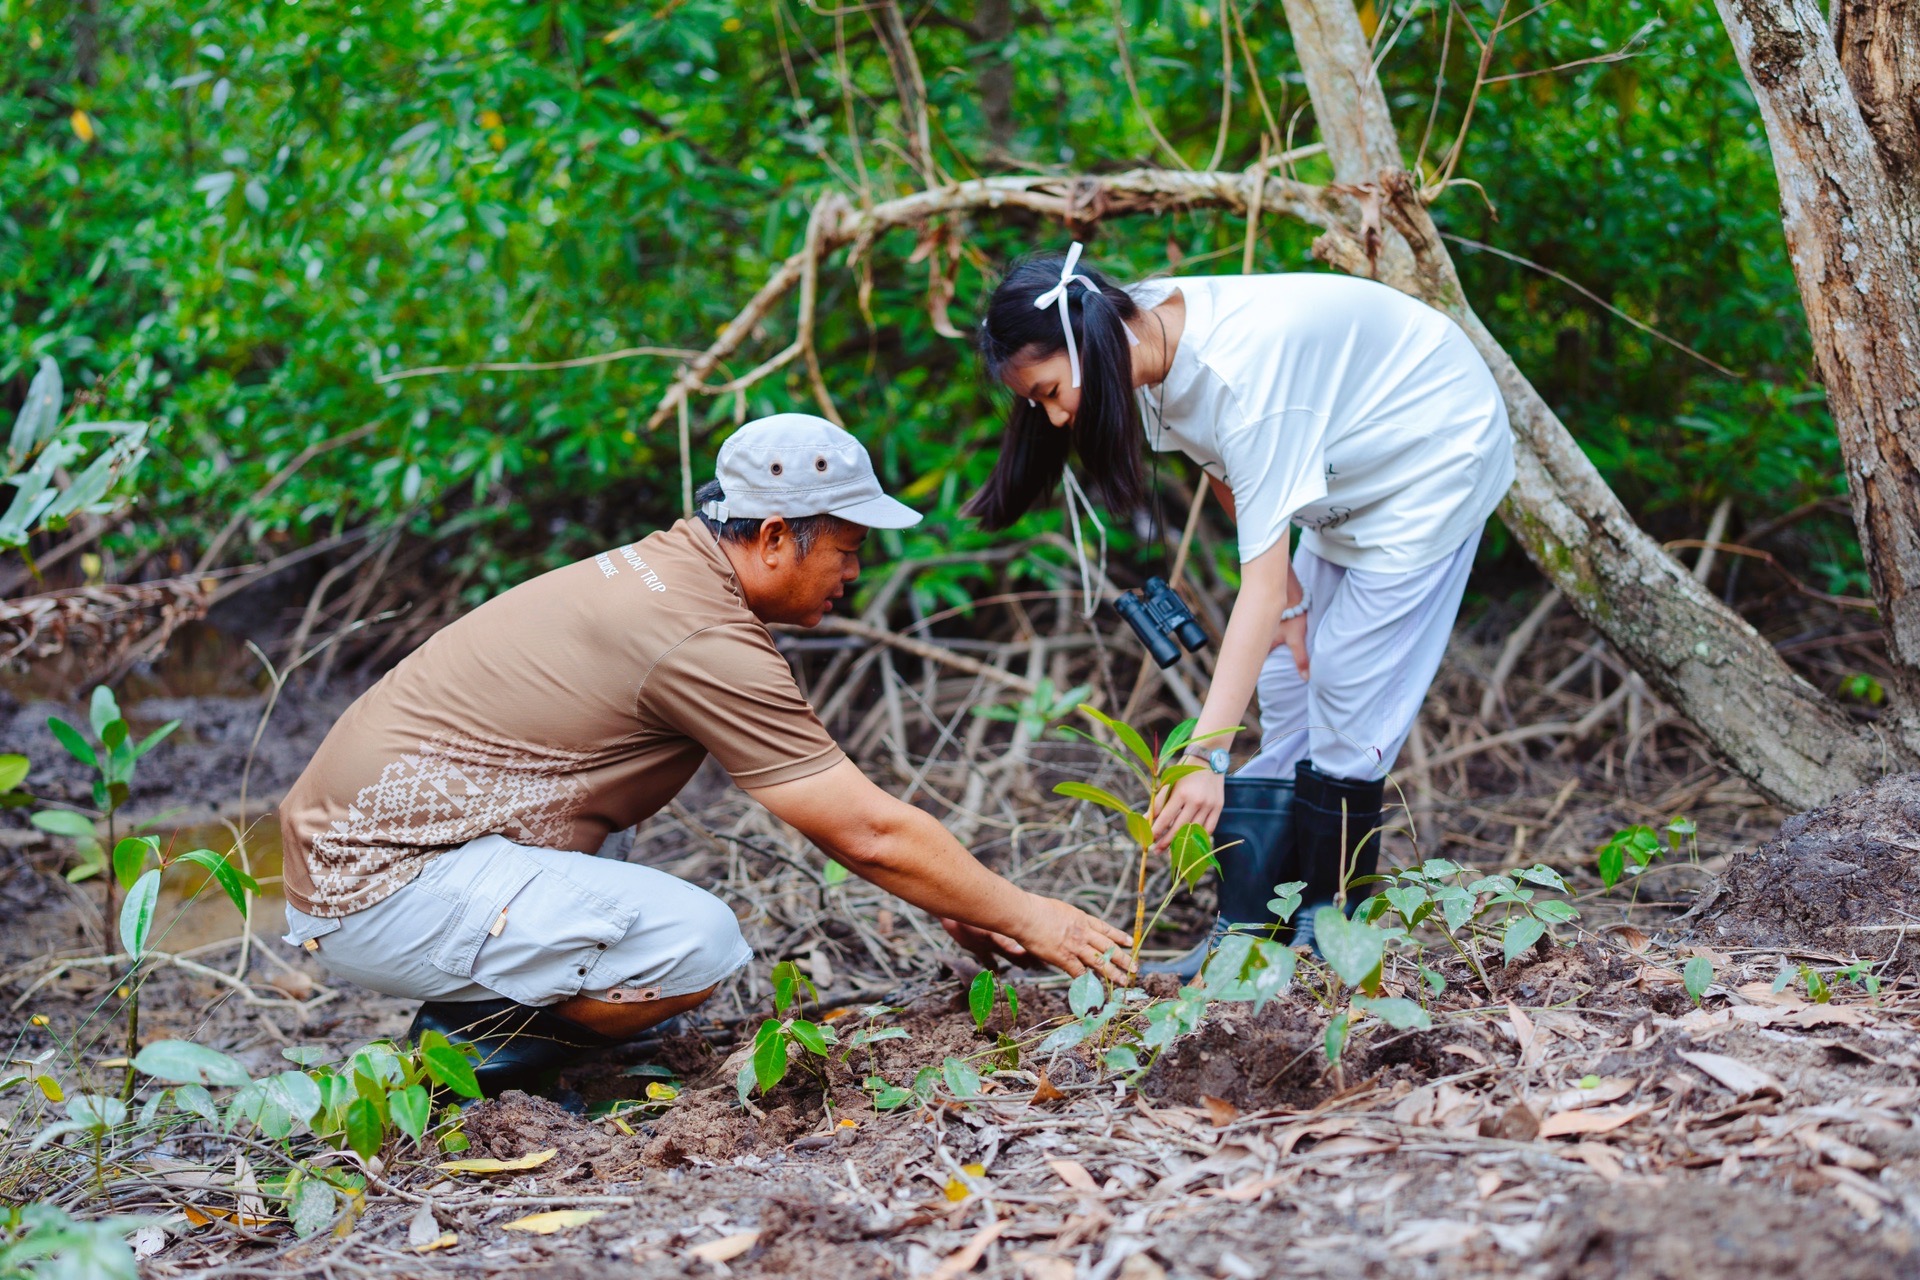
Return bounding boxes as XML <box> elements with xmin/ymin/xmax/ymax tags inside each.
<box><xmin>962</xmin><ymin>251</ymin><xmax>1146</xmax><ymax>530</ymax></box>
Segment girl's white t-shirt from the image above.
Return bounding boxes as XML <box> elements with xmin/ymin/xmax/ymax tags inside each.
<box><xmin>1129</xmin><ymin>273</ymin><xmax>1514</xmax><ymax>572</ymax></box>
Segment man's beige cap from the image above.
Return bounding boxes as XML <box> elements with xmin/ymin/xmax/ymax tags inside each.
<box><xmin>701</xmin><ymin>414</ymin><xmax>922</xmax><ymax>530</ymax></box>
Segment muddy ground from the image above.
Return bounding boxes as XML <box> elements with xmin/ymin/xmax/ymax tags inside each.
<box><xmin>5</xmin><ymin>642</ymin><xmax>1920</xmax><ymax>1279</ymax></box>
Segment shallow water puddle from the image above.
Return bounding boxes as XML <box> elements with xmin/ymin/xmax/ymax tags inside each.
<box><xmin>146</xmin><ymin>819</ymin><xmax>286</xmax><ymax>954</ymax></box>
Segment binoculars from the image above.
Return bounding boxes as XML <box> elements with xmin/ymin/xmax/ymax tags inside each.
<box><xmin>1112</xmin><ymin>577</ymin><xmax>1209</xmax><ymax>669</ymax></box>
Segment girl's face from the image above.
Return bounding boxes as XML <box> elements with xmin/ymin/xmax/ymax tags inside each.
<box><xmin>1004</xmin><ymin>350</ymin><xmax>1080</xmax><ymax>430</ymax></box>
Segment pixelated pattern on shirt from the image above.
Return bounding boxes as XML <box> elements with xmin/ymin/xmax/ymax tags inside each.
<box><xmin>305</xmin><ymin>730</ymin><xmax>591</xmax><ymax>915</ymax></box>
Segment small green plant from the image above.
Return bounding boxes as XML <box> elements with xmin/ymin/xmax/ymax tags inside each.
<box><xmin>31</xmin><ymin>686</ymin><xmax>178</xmax><ymax>897</ymax></box>
<box><xmin>1835</xmin><ymin>959</ymin><xmax>1883</xmax><ymax>998</ymax></box>
<box><xmin>0</xmin><ymin>1202</ymin><xmax>139</xmax><ymax>1280</ymax></box>
<box><xmin>738</xmin><ymin>960</ymin><xmax>836</xmax><ymax>1103</ymax></box>
<box><xmin>0</xmin><ymin>753</ymin><xmax>30</xmax><ymax>811</ymax></box>
<box><xmin>1366</xmin><ymin>859</ymin><xmax>1577</xmax><ymax>989</ymax></box>
<box><xmin>1052</xmin><ymin>709</ymin><xmax>1235</xmax><ymax>969</ymax></box>
<box><xmin>967</xmin><ymin>969</ymin><xmax>1019</xmax><ymax>1031</ymax></box>
<box><xmin>1838</xmin><ymin>672</ymin><xmax>1886</xmax><ymax>705</ymax></box>
<box><xmin>1595</xmin><ymin>815</ymin><xmax>1697</xmax><ymax>891</ymax></box>
<box><xmin>1771</xmin><ymin>960</ymin><xmax>1880</xmax><ymax>1004</ymax></box>
<box><xmin>971</xmin><ymin>676</ymin><xmax>1092</xmax><ymax>739</ymax></box>
<box><xmin>2</xmin><ymin>355</ymin><xmax>151</xmax><ymax>555</ymax></box>
<box><xmin>1684</xmin><ymin>954</ymin><xmax>1715</xmax><ymax>1005</ymax></box>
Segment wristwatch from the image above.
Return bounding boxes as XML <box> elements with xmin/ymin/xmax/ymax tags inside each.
<box><xmin>1187</xmin><ymin>748</ymin><xmax>1230</xmax><ymax>775</ymax></box>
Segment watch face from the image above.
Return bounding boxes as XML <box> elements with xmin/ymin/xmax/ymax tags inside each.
<box><xmin>1209</xmin><ymin>748</ymin><xmax>1231</xmax><ymax>774</ymax></box>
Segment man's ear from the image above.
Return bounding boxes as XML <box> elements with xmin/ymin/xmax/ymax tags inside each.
<box><xmin>757</xmin><ymin>517</ymin><xmax>790</xmax><ymax>567</ymax></box>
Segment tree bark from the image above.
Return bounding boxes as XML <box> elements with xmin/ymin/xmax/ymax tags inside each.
<box><xmin>1716</xmin><ymin>0</ymin><xmax>1920</xmax><ymax>741</ymax></box>
<box><xmin>1830</xmin><ymin>0</ymin><xmax>1920</xmax><ymax>238</ymax></box>
<box><xmin>1278</xmin><ymin>0</ymin><xmax>1908</xmax><ymax>808</ymax></box>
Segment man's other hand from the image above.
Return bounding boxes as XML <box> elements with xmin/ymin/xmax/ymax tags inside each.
<box><xmin>1009</xmin><ymin>896</ymin><xmax>1134</xmax><ymax>984</ymax></box>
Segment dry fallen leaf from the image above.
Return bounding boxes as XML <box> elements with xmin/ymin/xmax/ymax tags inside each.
<box><xmin>412</xmin><ymin>1232</ymin><xmax>457</xmax><ymax>1253</ymax></box>
<box><xmin>1678</xmin><ymin>1051</ymin><xmax>1783</xmax><ymax>1097</ymax></box>
<box><xmin>1441</xmin><ymin>1043</ymin><xmax>1489</xmax><ymax>1066</ymax></box>
<box><xmin>1117</xmin><ymin>1252</ymin><xmax>1167</xmax><ymax>1280</ymax></box>
<box><xmin>943</xmin><ymin>1162</ymin><xmax>988</xmax><ymax>1202</ymax></box>
<box><xmin>1012</xmin><ymin>1251</ymin><xmax>1075</xmax><ymax>1280</ymax></box>
<box><xmin>1480</xmin><ymin>1103</ymin><xmax>1540</xmax><ymax>1142</ymax></box>
<box><xmin>688</xmin><ymin>1230</ymin><xmax>760</xmax><ymax>1263</ymax></box>
<box><xmin>1602</xmin><ymin>923</ymin><xmax>1650</xmax><ymax>952</ymax></box>
<box><xmin>1199</xmin><ymin>1094</ymin><xmax>1240</xmax><ymax>1127</ymax></box>
<box><xmin>501</xmin><ymin>1209</ymin><xmax>605</xmax><ymax>1234</ymax></box>
<box><xmin>1029</xmin><ymin>1074</ymin><xmax>1065</xmax><ymax>1105</ymax></box>
<box><xmin>1571</xmin><ymin>1142</ymin><xmax>1624</xmax><ymax>1181</ymax></box>
<box><xmin>406</xmin><ymin>1203</ymin><xmax>441</xmax><ymax>1250</ymax></box>
<box><xmin>438</xmin><ymin>1148</ymin><xmax>557</xmax><ymax>1175</ymax></box>
<box><xmin>1536</xmin><ymin>1105</ymin><xmax>1654</xmax><ymax>1138</ymax></box>
<box><xmin>127</xmin><ymin>1225</ymin><xmax>167</xmax><ymax>1259</ymax></box>
<box><xmin>1047</xmin><ymin>1159</ymin><xmax>1100</xmax><ymax>1193</ymax></box>
<box><xmin>1546</xmin><ymin>1077</ymin><xmax>1636</xmax><ymax>1113</ymax></box>
<box><xmin>932</xmin><ymin>1220</ymin><xmax>1012</xmax><ymax>1280</ymax></box>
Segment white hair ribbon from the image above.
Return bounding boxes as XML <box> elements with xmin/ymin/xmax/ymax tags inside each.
<box><xmin>1033</xmin><ymin>241</ymin><xmax>1097</xmax><ymax>389</ymax></box>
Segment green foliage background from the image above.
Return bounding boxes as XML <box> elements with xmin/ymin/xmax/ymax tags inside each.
<box><xmin>0</xmin><ymin>0</ymin><xmax>1857</xmax><ymax>601</ymax></box>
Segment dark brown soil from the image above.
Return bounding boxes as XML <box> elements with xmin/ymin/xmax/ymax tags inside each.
<box><xmin>1687</xmin><ymin>772</ymin><xmax>1920</xmax><ymax>963</ymax></box>
<box><xmin>1538</xmin><ymin>1182</ymin><xmax>1920</xmax><ymax>1279</ymax></box>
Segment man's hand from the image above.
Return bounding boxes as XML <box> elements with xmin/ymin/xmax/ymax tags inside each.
<box><xmin>1005</xmin><ymin>894</ymin><xmax>1135</xmax><ymax>983</ymax></box>
<box><xmin>941</xmin><ymin>918</ymin><xmax>1033</xmax><ymax>968</ymax></box>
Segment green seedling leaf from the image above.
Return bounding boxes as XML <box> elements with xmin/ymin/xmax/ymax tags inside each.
<box><xmin>1038</xmin><ymin>1020</ymin><xmax>1090</xmax><ymax>1053</ymax></box>
<box><xmin>1002</xmin><ymin>981</ymin><xmax>1019</xmax><ymax>1024</ymax></box>
<box><xmin>941</xmin><ymin>1056</ymin><xmax>980</xmax><ymax>1099</ymax></box>
<box><xmin>344</xmin><ymin>1096</ymin><xmax>383</xmax><ymax>1161</ymax></box>
<box><xmin>1802</xmin><ymin>966</ymin><xmax>1831</xmax><ymax>1003</ymax></box>
<box><xmin>281</xmin><ymin>1046</ymin><xmax>326</xmax><ymax>1067</ymax></box>
<box><xmin>769</xmin><ymin>960</ymin><xmax>815</xmax><ymax>1015</ymax></box>
<box><xmin>31</xmin><ymin>809</ymin><xmax>96</xmax><ymax>839</ymax></box>
<box><xmin>1502</xmin><ymin>916</ymin><xmax>1547</xmax><ymax>966</ymax></box>
<box><xmin>865</xmin><ymin>1075</ymin><xmax>913</xmax><ymax>1110</ymax></box>
<box><xmin>89</xmin><ymin>686</ymin><xmax>119</xmax><ymax>739</ymax></box>
<box><xmin>0</xmin><ymin>754</ymin><xmax>28</xmax><ymax>793</ymax></box>
<box><xmin>174</xmin><ymin>1083</ymin><xmax>219</xmax><ymax>1125</ymax></box>
<box><xmin>1324</xmin><ymin>1012</ymin><xmax>1350</xmax><ymax>1064</ymax></box>
<box><xmin>1050</xmin><ymin>781</ymin><xmax>1136</xmax><ymax>818</ymax></box>
<box><xmin>178</xmin><ymin>847</ymin><xmax>259</xmax><ymax>917</ymax></box>
<box><xmin>1267</xmin><ymin>880</ymin><xmax>1305</xmax><ymax>923</ymax></box>
<box><xmin>1124</xmin><ymin>811</ymin><xmax>1155</xmax><ymax>851</ymax></box>
<box><xmin>1421</xmin><ymin>966</ymin><xmax>1447</xmax><ymax>995</ymax></box>
<box><xmin>112</xmin><ymin>836</ymin><xmax>155</xmax><ymax>891</ymax></box>
<box><xmin>1158</xmin><ymin>717</ymin><xmax>1197</xmax><ymax>768</ymax></box>
<box><xmin>422</xmin><ymin>1044</ymin><xmax>482</xmax><ymax>1099</ymax></box>
<box><xmin>289</xmin><ymin>1178</ymin><xmax>337</xmax><ymax>1239</ymax></box>
<box><xmin>119</xmin><ymin>866</ymin><xmax>160</xmax><ymax>957</ymax></box>
<box><xmin>1351</xmin><ymin>995</ymin><xmax>1431</xmax><ymax>1030</ymax></box>
<box><xmin>1683</xmin><ymin>955</ymin><xmax>1714</xmax><ymax>1005</ymax></box>
<box><xmin>1313</xmin><ymin>908</ymin><xmax>1386</xmax><ymax>989</ymax></box>
<box><xmin>1169</xmin><ymin>823</ymin><xmax>1214</xmax><ymax>887</ymax></box>
<box><xmin>1516</xmin><ymin>865</ymin><xmax>1569</xmax><ymax>893</ymax></box>
<box><xmin>1102</xmin><ymin>1045</ymin><xmax>1141</xmax><ymax>1074</ymax></box>
<box><xmin>133</xmin><ymin>719</ymin><xmax>180</xmax><ymax>758</ymax></box>
<box><xmin>389</xmin><ymin>1083</ymin><xmax>431</xmax><ymax>1142</ymax></box>
<box><xmin>101</xmin><ymin>719</ymin><xmax>128</xmax><ymax>751</ymax></box>
<box><xmin>263</xmin><ymin>1071</ymin><xmax>322</xmax><ymax>1126</ymax></box>
<box><xmin>968</xmin><ymin>971</ymin><xmax>995</xmax><ymax>1030</ymax></box>
<box><xmin>1596</xmin><ymin>842</ymin><xmax>1625</xmax><ymax>889</ymax></box>
<box><xmin>751</xmin><ymin>1019</ymin><xmax>788</xmax><ymax>1092</ymax></box>
<box><xmin>1068</xmin><ymin>970</ymin><xmax>1103</xmax><ymax>1018</ymax></box>
<box><xmin>1079</xmin><ymin>705</ymin><xmax>1157</xmax><ymax>774</ymax></box>
<box><xmin>821</xmin><ymin>859</ymin><xmax>849</xmax><ymax>886</ymax></box>
<box><xmin>1157</xmin><ymin>762</ymin><xmax>1207</xmax><ymax>788</ymax></box>
<box><xmin>1532</xmin><ymin>899</ymin><xmax>1579</xmax><ymax>924</ymax></box>
<box><xmin>622</xmin><ymin>1062</ymin><xmax>677</xmax><ymax>1078</ymax></box>
<box><xmin>736</xmin><ymin>1063</ymin><xmax>755</xmax><ymax>1107</ymax></box>
<box><xmin>789</xmin><ymin>1019</ymin><xmax>832</xmax><ymax>1056</ymax></box>
<box><xmin>1384</xmin><ymin>884</ymin><xmax>1429</xmax><ymax>923</ymax></box>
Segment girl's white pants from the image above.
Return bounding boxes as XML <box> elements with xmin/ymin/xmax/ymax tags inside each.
<box><xmin>1239</xmin><ymin>531</ymin><xmax>1480</xmax><ymax>783</ymax></box>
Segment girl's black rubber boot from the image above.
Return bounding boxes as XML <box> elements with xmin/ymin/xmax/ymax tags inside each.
<box><xmin>409</xmin><ymin>997</ymin><xmax>618</xmax><ymax>1098</ymax></box>
<box><xmin>1288</xmin><ymin>761</ymin><xmax>1387</xmax><ymax>956</ymax></box>
<box><xmin>1139</xmin><ymin>776</ymin><xmax>1297</xmax><ymax>980</ymax></box>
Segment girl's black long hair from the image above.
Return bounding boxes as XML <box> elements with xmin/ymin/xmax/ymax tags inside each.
<box><xmin>961</xmin><ymin>252</ymin><xmax>1146</xmax><ymax>530</ymax></box>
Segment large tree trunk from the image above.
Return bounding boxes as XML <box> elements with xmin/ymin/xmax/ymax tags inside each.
<box><xmin>1716</xmin><ymin>0</ymin><xmax>1920</xmax><ymax>742</ymax></box>
<box><xmin>1279</xmin><ymin>0</ymin><xmax>1910</xmax><ymax>808</ymax></box>
<box><xmin>1831</xmin><ymin>0</ymin><xmax>1920</xmax><ymax>239</ymax></box>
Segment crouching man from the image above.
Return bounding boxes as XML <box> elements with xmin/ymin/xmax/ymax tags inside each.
<box><xmin>278</xmin><ymin>414</ymin><xmax>1130</xmax><ymax>1093</ymax></box>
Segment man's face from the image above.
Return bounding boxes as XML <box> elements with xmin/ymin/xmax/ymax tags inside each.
<box><xmin>750</xmin><ymin>519</ymin><xmax>867</xmax><ymax>627</ymax></box>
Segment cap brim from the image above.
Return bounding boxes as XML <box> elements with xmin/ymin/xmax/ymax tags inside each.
<box><xmin>828</xmin><ymin>493</ymin><xmax>924</xmax><ymax>530</ymax></box>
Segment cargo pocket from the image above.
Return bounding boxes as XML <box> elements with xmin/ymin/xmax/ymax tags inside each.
<box><xmin>425</xmin><ymin>842</ymin><xmax>544</xmax><ymax>989</ymax></box>
<box><xmin>432</xmin><ymin>843</ymin><xmax>640</xmax><ymax>1007</ymax></box>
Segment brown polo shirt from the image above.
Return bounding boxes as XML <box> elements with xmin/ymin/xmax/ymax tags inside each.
<box><xmin>279</xmin><ymin>519</ymin><xmax>845</xmax><ymax>917</ymax></box>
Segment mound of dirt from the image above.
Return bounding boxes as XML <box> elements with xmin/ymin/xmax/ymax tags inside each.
<box><xmin>1685</xmin><ymin>772</ymin><xmax>1920</xmax><ymax>960</ymax></box>
<box><xmin>460</xmin><ymin>1090</ymin><xmax>652</xmax><ymax>1181</ymax></box>
<box><xmin>1538</xmin><ymin>1182</ymin><xmax>1920</xmax><ymax>1280</ymax></box>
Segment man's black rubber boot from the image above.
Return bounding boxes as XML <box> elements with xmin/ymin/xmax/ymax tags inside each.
<box><xmin>1288</xmin><ymin>761</ymin><xmax>1387</xmax><ymax>956</ymax></box>
<box><xmin>409</xmin><ymin>997</ymin><xmax>618</xmax><ymax>1098</ymax></box>
<box><xmin>1140</xmin><ymin>776</ymin><xmax>1296</xmax><ymax>980</ymax></box>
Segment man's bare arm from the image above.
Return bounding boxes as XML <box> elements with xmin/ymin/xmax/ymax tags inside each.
<box><xmin>746</xmin><ymin>759</ymin><xmax>1132</xmax><ymax>981</ymax></box>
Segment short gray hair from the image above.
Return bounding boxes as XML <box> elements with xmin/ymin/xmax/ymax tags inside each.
<box><xmin>694</xmin><ymin>480</ymin><xmax>849</xmax><ymax>557</ymax></box>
